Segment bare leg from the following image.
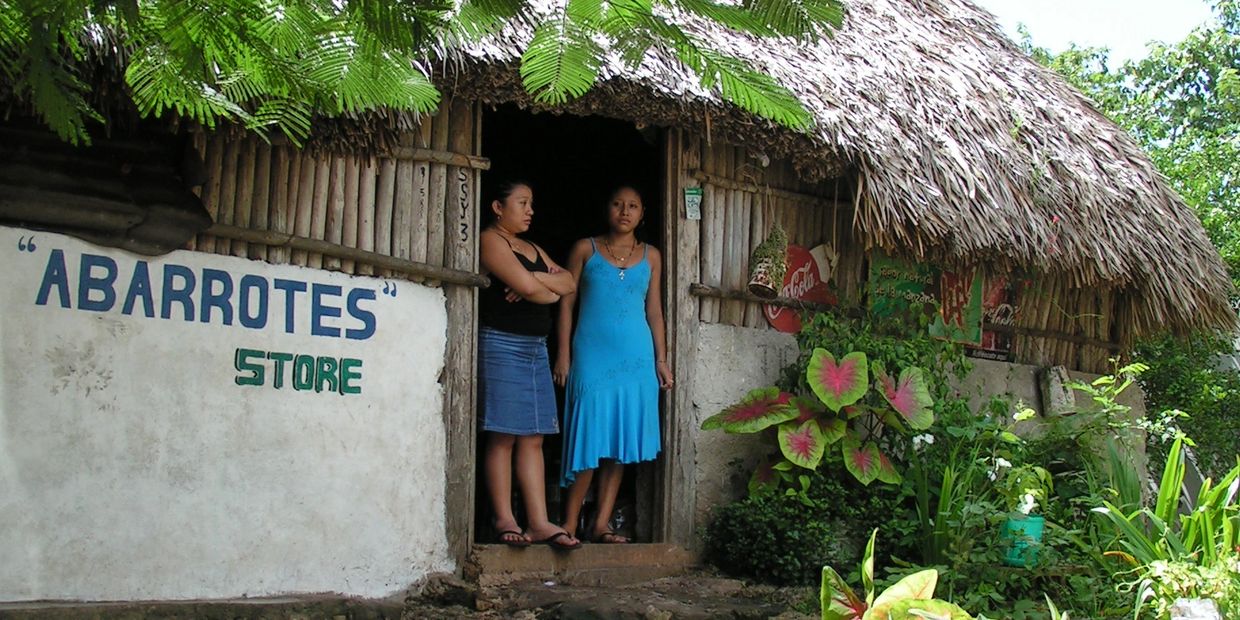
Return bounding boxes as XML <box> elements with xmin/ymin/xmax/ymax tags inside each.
<box><xmin>515</xmin><ymin>435</ymin><xmax>580</xmax><ymax>545</ymax></box>
<box><xmin>592</xmin><ymin>460</ymin><xmax>629</xmax><ymax>543</ymax></box>
<box><xmin>485</xmin><ymin>432</ymin><xmax>528</xmax><ymax>544</ymax></box>
<box><xmin>561</xmin><ymin>468</ymin><xmax>596</xmax><ymax>538</ymax></box>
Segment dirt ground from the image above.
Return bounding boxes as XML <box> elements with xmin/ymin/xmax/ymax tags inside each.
<box><xmin>405</xmin><ymin>572</ymin><xmax>819</xmax><ymax>619</ymax></box>
<box><xmin>0</xmin><ymin>572</ymin><xmax>816</xmax><ymax>620</ymax></box>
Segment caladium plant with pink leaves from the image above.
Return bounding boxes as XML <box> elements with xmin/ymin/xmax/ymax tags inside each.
<box><xmin>702</xmin><ymin>347</ymin><xmax>936</xmax><ymax>489</ymax></box>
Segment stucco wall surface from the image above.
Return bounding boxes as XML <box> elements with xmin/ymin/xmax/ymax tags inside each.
<box><xmin>690</xmin><ymin>322</ymin><xmax>798</xmax><ymax>541</ymax></box>
<box><xmin>0</xmin><ymin>226</ymin><xmax>451</xmax><ymax>602</ymax></box>
<box><xmin>957</xmin><ymin>357</ymin><xmax>1146</xmax><ymax>421</ymax></box>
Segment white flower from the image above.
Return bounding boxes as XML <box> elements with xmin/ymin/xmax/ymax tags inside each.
<box><xmin>994</xmin><ymin>457</ymin><xmax>1013</xmax><ymax>469</ymax></box>
<box><xmin>1013</xmin><ymin>407</ymin><xmax>1036</xmax><ymax>422</ymax></box>
<box><xmin>1018</xmin><ymin>493</ymin><xmax>1037</xmax><ymax>515</ymax></box>
<box><xmin>987</xmin><ymin>470</ymin><xmax>998</xmax><ymax>481</ymax></box>
<box><xmin>912</xmin><ymin>434</ymin><xmax>936</xmax><ymax>450</ymax></box>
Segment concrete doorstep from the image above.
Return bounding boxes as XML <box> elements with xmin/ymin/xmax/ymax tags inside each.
<box><xmin>465</xmin><ymin>543</ymin><xmax>698</xmax><ymax>589</ymax></box>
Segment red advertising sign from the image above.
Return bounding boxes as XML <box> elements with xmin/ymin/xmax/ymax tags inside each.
<box><xmin>764</xmin><ymin>244</ymin><xmax>837</xmax><ymax>334</ymax></box>
<box><xmin>965</xmin><ymin>276</ymin><xmax>1024</xmax><ymax>362</ymax></box>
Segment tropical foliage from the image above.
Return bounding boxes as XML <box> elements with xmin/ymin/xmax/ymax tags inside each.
<box><xmin>0</xmin><ymin>0</ymin><xmax>843</xmax><ymax>146</ymax></box>
<box><xmin>1092</xmin><ymin>437</ymin><xmax>1240</xmax><ymax>618</ymax></box>
<box><xmin>821</xmin><ymin>530</ymin><xmax>972</xmax><ymax>620</ymax></box>
<box><xmin>701</xmin><ymin>348</ymin><xmax>931</xmax><ymax>488</ymax></box>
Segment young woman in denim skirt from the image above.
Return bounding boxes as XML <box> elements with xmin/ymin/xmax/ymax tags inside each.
<box><xmin>478</xmin><ymin>181</ymin><xmax>582</xmax><ymax>551</ymax></box>
<box><xmin>554</xmin><ymin>186</ymin><xmax>672</xmax><ymax>544</ymax></box>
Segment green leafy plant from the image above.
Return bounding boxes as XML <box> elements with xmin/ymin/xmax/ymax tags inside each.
<box><xmin>996</xmin><ymin>463</ymin><xmax>1054</xmax><ymax>517</ymax></box>
<box><xmin>704</xmin><ymin>489</ymin><xmax>841</xmax><ymax>586</ymax></box>
<box><xmin>706</xmin><ymin>461</ymin><xmax>906</xmax><ymax>585</ymax></box>
<box><xmin>1136</xmin><ymin>332</ymin><xmax>1240</xmax><ymax>480</ymax></box>
<box><xmin>748</xmin><ymin>224</ymin><xmax>790</xmax><ymax>297</ymax></box>
<box><xmin>0</xmin><ymin>0</ymin><xmax>844</xmax><ymax>145</ymax></box>
<box><xmin>1092</xmin><ymin>436</ymin><xmax>1240</xmax><ymax>618</ymax></box>
<box><xmin>820</xmin><ymin>530</ymin><xmax>973</xmax><ymax>620</ymax></box>
<box><xmin>701</xmin><ymin>348</ymin><xmax>932</xmax><ymax>488</ymax></box>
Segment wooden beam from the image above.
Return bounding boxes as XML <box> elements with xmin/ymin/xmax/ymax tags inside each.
<box><xmin>689</xmin><ymin>282</ymin><xmax>848</xmax><ymax>314</ymax></box>
<box><xmin>206</xmin><ymin>223</ymin><xmax>490</xmax><ymax>288</ymax></box>
<box><xmin>391</xmin><ymin>146</ymin><xmax>492</xmax><ymax>171</ymax></box>
<box><xmin>690</xmin><ymin>170</ymin><xmax>830</xmax><ymax>206</ymax></box>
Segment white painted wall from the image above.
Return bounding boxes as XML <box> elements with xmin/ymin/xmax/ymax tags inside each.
<box><xmin>0</xmin><ymin>226</ymin><xmax>452</xmax><ymax>602</ymax></box>
<box><xmin>690</xmin><ymin>322</ymin><xmax>798</xmax><ymax>541</ymax></box>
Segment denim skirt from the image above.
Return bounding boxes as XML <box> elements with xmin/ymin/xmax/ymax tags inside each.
<box><xmin>478</xmin><ymin>326</ymin><xmax>559</xmax><ymax>435</ymax></box>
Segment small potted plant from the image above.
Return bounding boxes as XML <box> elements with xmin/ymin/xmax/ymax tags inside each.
<box><xmin>994</xmin><ymin>461</ymin><xmax>1053</xmax><ymax>567</ymax></box>
<box><xmin>748</xmin><ymin>225</ymin><xmax>789</xmax><ymax>299</ymax></box>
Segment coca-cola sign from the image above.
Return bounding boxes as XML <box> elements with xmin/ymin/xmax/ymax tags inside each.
<box><xmin>764</xmin><ymin>244</ymin><xmax>836</xmax><ymax>333</ymax></box>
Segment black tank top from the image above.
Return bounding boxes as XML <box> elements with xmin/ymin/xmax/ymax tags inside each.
<box><xmin>480</xmin><ymin>239</ymin><xmax>552</xmax><ymax>336</ymax></box>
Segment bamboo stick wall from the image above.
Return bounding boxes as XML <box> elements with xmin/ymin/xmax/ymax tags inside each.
<box><xmin>691</xmin><ymin>140</ymin><xmax>860</xmax><ymax>328</ymax></box>
<box><xmin>1009</xmin><ymin>280</ymin><xmax>1118</xmax><ymax>374</ymax></box>
<box><xmin>686</xmin><ymin>139</ymin><xmax>1118</xmax><ymax>375</ymax></box>
<box><xmin>191</xmin><ymin>102</ymin><xmax>480</xmax><ymax>281</ymax></box>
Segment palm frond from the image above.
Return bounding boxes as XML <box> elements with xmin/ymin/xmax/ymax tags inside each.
<box><xmin>519</xmin><ymin>0</ymin><xmax>603</xmax><ymax>105</ymax></box>
<box><xmin>450</xmin><ymin>0</ymin><xmax>525</xmax><ymax>44</ymax></box>
<box><xmin>670</xmin><ymin>0</ymin><xmax>777</xmax><ymax>38</ymax></box>
<box><xmin>739</xmin><ymin>0</ymin><xmax>844</xmax><ymax>41</ymax></box>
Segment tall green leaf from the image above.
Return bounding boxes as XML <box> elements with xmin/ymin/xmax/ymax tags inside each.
<box><xmin>1154</xmin><ymin>436</ymin><xmax>1186</xmax><ymax>526</ymax></box>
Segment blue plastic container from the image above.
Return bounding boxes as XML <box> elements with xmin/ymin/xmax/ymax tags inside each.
<box><xmin>1001</xmin><ymin>514</ymin><xmax>1045</xmax><ymax>567</ymax></box>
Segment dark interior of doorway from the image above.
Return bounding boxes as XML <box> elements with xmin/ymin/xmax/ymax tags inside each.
<box><xmin>476</xmin><ymin>104</ymin><xmax>663</xmax><ymax>544</ymax></box>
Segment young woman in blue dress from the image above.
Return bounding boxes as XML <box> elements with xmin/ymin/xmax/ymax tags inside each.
<box><xmin>553</xmin><ymin>185</ymin><xmax>673</xmax><ymax>544</ymax></box>
<box><xmin>478</xmin><ymin>180</ymin><xmax>582</xmax><ymax>550</ymax></box>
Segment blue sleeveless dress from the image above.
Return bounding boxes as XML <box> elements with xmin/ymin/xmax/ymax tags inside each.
<box><xmin>560</xmin><ymin>240</ymin><xmax>662</xmax><ymax>486</ymax></box>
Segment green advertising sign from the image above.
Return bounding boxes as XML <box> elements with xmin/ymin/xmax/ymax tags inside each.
<box><xmin>868</xmin><ymin>252</ymin><xmax>937</xmax><ymax>320</ymax></box>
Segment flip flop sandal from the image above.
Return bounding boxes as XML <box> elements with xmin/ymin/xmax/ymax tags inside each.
<box><xmin>593</xmin><ymin>530</ymin><xmax>630</xmax><ymax>544</ymax></box>
<box><xmin>496</xmin><ymin>529</ymin><xmax>531</xmax><ymax>548</ymax></box>
<box><xmin>535</xmin><ymin>531</ymin><xmax>582</xmax><ymax>551</ymax></box>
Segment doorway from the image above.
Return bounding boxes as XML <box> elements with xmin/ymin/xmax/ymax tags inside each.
<box><xmin>476</xmin><ymin>104</ymin><xmax>664</xmax><ymax>543</ymax></box>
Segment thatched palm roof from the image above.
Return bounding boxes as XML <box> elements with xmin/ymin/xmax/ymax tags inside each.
<box><xmin>451</xmin><ymin>0</ymin><xmax>1235</xmax><ymax>338</ymax></box>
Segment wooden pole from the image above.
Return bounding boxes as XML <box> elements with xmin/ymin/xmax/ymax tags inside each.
<box><xmin>269</xmin><ymin>148</ymin><xmax>297</xmax><ymax>264</ymax></box>
<box><xmin>341</xmin><ymin>155</ymin><xmax>361</xmax><ymax>274</ymax></box>
<box><xmin>699</xmin><ymin>142</ymin><xmax>720</xmax><ymax>322</ymax></box>
<box><xmin>216</xmin><ymin>138</ymin><xmax>241</xmax><ymax>256</ymax></box>
<box><xmin>324</xmin><ymin>155</ymin><xmax>347</xmax><ymax>271</ymax></box>
<box><xmin>394</xmin><ymin>134</ymin><xmax>415</xmax><ymax>265</ymax></box>
<box><xmin>661</xmin><ymin>128</ymin><xmax>701</xmax><ymax>546</ymax></box>
<box><xmin>206</xmin><ymin>224</ymin><xmax>489</xmax><ymax>288</ymax></box>
<box><xmin>441</xmin><ymin>97</ymin><xmax>479</xmax><ymax>564</ymax></box>
<box><xmin>745</xmin><ymin>190</ymin><xmax>765</xmax><ymax>327</ymax></box>
<box><xmin>390</xmin><ymin>146</ymin><xmax>491</xmax><ymax>170</ymax></box>
<box><xmin>357</xmin><ymin>157</ymin><xmax>378</xmax><ymax>276</ymax></box>
<box><xmin>250</xmin><ymin>142</ymin><xmax>272</xmax><ymax>261</ymax></box>
<box><xmin>414</xmin><ymin>120</ymin><xmax>433</xmax><ymax>265</ymax></box>
<box><xmin>308</xmin><ymin>157</ymin><xmax>331</xmax><ymax>268</ymax></box>
<box><xmin>375</xmin><ymin>158</ymin><xmax>397</xmax><ymax>276</ymax></box>
<box><xmin>429</xmin><ymin>109</ymin><xmax>451</xmax><ymax>268</ymax></box>
<box><xmin>198</xmin><ymin>135</ymin><xmax>225</xmax><ymax>253</ymax></box>
<box><xmin>231</xmin><ymin>138</ymin><xmax>256</xmax><ymax>258</ymax></box>
<box><xmin>291</xmin><ymin>151</ymin><xmax>317</xmax><ymax>266</ymax></box>
<box><xmin>721</xmin><ymin>147</ymin><xmax>745</xmax><ymax>325</ymax></box>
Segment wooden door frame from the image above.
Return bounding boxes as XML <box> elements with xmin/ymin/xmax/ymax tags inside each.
<box><xmin>450</xmin><ymin>119</ymin><xmax>700</xmax><ymax>565</ymax></box>
<box><xmin>656</xmin><ymin>128</ymin><xmax>699</xmax><ymax>546</ymax></box>
<box><xmin>443</xmin><ymin>100</ymin><xmax>482</xmax><ymax>569</ymax></box>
